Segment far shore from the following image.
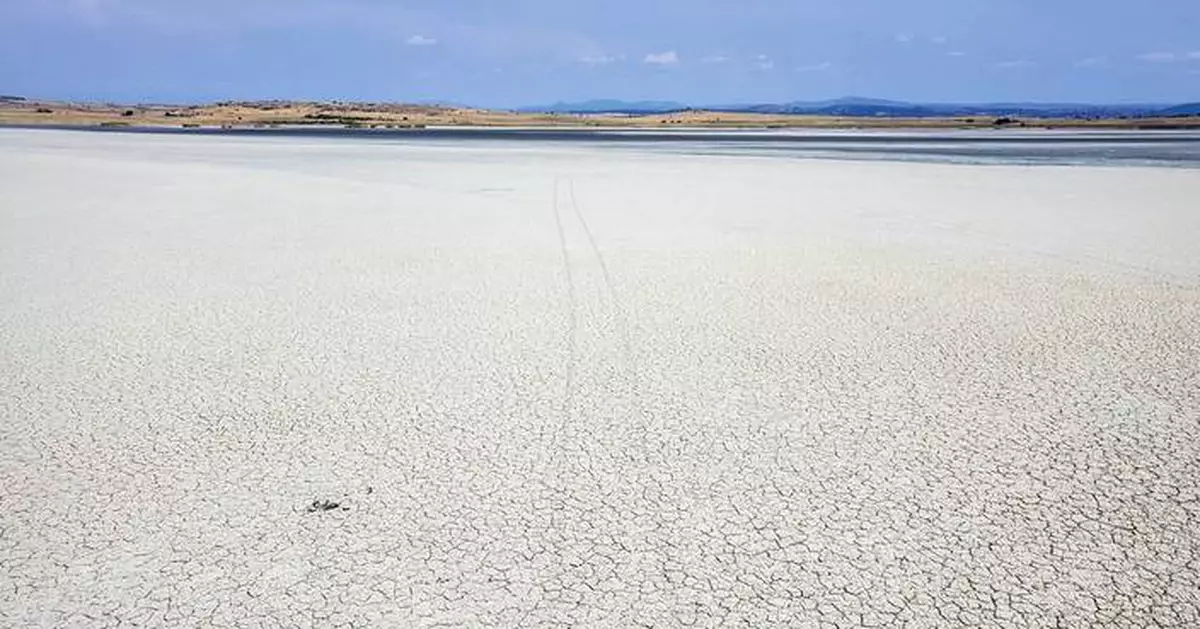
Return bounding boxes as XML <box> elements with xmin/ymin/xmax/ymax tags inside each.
<box><xmin>3</xmin><ymin>98</ymin><xmax>1200</xmax><ymax>131</ymax></box>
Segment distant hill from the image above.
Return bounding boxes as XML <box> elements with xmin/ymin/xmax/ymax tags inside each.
<box><xmin>712</xmin><ymin>97</ymin><xmax>1169</xmax><ymax>119</ymax></box>
<box><xmin>1159</xmin><ymin>103</ymin><xmax>1200</xmax><ymax>116</ymax></box>
<box><xmin>718</xmin><ymin>96</ymin><xmax>912</xmax><ymax>111</ymax></box>
<box><xmin>519</xmin><ymin>96</ymin><xmax>1192</xmax><ymax>119</ymax></box>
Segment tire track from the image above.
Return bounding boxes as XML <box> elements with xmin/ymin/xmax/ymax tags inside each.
<box><xmin>547</xmin><ymin>177</ymin><xmax>578</xmax><ymax>465</ymax></box>
<box><xmin>565</xmin><ymin>179</ymin><xmax>646</xmax><ymax>438</ymax></box>
<box><xmin>566</xmin><ymin>179</ymin><xmax>635</xmax><ymax>368</ymax></box>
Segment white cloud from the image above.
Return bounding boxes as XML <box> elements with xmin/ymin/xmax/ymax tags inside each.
<box><xmin>931</xmin><ymin>36</ymin><xmax>948</xmax><ymax>45</ymax></box>
<box><xmin>1137</xmin><ymin>52</ymin><xmax>1176</xmax><ymax>62</ymax></box>
<box><xmin>644</xmin><ymin>51</ymin><xmax>680</xmax><ymax>65</ymax></box>
<box><xmin>1075</xmin><ymin>57</ymin><xmax>1106</xmax><ymax>68</ymax></box>
<box><xmin>755</xmin><ymin>54</ymin><xmax>774</xmax><ymax>70</ymax></box>
<box><xmin>795</xmin><ymin>61</ymin><xmax>833</xmax><ymax>72</ymax></box>
<box><xmin>405</xmin><ymin>34</ymin><xmax>437</xmax><ymax>46</ymax></box>
<box><xmin>947</xmin><ymin>51</ymin><xmax>967</xmax><ymax>57</ymax></box>
<box><xmin>895</xmin><ymin>33</ymin><xmax>913</xmax><ymax>44</ymax></box>
<box><xmin>701</xmin><ymin>54</ymin><xmax>729</xmax><ymax>64</ymax></box>
<box><xmin>1186</xmin><ymin>51</ymin><xmax>1200</xmax><ymax>60</ymax></box>
<box><xmin>995</xmin><ymin>60</ymin><xmax>1034</xmax><ymax>69</ymax></box>
<box><xmin>16</xmin><ymin>1</ymin><xmax>607</xmax><ymax>63</ymax></box>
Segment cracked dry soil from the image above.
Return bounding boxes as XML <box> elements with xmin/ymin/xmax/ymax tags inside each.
<box><xmin>1</xmin><ymin>129</ymin><xmax>1199</xmax><ymax>627</ymax></box>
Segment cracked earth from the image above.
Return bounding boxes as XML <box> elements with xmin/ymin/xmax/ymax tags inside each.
<box><xmin>1</xmin><ymin>129</ymin><xmax>1199</xmax><ymax>627</ymax></box>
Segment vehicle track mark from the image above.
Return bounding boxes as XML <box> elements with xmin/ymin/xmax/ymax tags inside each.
<box><xmin>547</xmin><ymin>177</ymin><xmax>578</xmax><ymax>465</ymax></box>
<box><xmin>564</xmin><ymin>179</ymin><xmax>644</xmax><ymax>435</ymax></box>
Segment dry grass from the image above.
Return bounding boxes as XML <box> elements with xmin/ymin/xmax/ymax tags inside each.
<box><xmin>2</xmin><ymin>98</ymin><xmax>1198</xmax><ymax>130</ymax></box>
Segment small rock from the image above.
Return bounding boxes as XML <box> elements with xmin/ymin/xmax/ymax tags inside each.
<box><xmin>306</xmin><ymin>499</ymin><xmax>342</xmax><ymax>513</ymax></box>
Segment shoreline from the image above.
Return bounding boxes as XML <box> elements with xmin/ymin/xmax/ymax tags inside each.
<box><xmin>6</xmin><ymin>124</ymin><xmax>1198</xmax><ymax>169</ymax></box>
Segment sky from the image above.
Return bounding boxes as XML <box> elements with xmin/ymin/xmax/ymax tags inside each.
<box><xmin>2</xmin><ymin>0</ymin><xmax>1199</xmax><ymax>107</ymax></box>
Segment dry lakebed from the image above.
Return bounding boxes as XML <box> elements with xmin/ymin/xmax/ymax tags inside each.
<box><xmin>1</xmin><ymin>128</ymin><xmax>1199</xmax><ymax>627</ymax></box>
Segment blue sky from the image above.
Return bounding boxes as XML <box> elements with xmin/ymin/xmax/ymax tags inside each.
<box><xmin>2</xmin><ymin>0</ymin><xmax>1199</xmax><ymax>106</ymax></box>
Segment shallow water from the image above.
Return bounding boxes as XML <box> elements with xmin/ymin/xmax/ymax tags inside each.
<box><xmin>25</xmin><ymin>124</ymin><xmax>1200</xmax><ymax>167</ymax></box>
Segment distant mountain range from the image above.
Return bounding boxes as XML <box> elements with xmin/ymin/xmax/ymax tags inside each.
<box><xmin>1159</xmin><ymin>102</ymin><xmax>1200</xmax><ymax>116</ymax></box>
<box><xmin>520</xmin><ymin>96</ymin><xmax>1200</xmax><ymax>119</ymax></box>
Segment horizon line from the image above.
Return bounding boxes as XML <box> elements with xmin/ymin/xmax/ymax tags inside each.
<box><xmin>3</xmin><ymin>93</ymin><xmax>1196</xmax><ymax>109</ymax></box>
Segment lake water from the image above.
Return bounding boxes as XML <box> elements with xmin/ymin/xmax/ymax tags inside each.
<box><xmin>59</xmin><ymin>125</ymin><xmax>1200</xmax><ymax>167</ymax></box>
